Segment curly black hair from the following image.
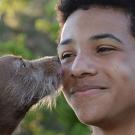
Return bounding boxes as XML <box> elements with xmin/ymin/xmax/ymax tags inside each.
<box><xmin>56</xmin><ymin>0</ymin><xmax>135</xmax><ymax>36</ymax></box>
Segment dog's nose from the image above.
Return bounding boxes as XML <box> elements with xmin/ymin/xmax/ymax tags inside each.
<box><xmin>30</xmin><ymin>56</ymin><xmax>62</xmax><ymax>75</ymax></box>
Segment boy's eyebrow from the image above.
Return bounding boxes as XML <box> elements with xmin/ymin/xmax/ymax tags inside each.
<box><xmin>58</xmin><ymin>33</ymin><xmax>123</xmax><ymax>47</ymax></box>
<box><xmin>90</xmin><ymin>33</ymin><xmax>123</xmax><ymax>43</ymax></box>
<box><xmin>58</xmin><ymin>38</ymin><xmax>74</xmax><ymax>47</ymax></box>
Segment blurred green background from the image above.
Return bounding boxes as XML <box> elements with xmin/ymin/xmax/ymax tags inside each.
<box><xmin>0</xmin><ymin>0</ymin><xmax>90</xmax><ymax>135</ymax></box>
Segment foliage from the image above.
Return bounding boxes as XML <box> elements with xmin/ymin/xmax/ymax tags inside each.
<box><xmin>0</xmin><ymin>0</ymin><xmax>91</xmax><ymax>135</ymax></box>
<box><xmin>0</xmin><ymin>34</ymin><xmax>34</xmax><ymax>59</ymax></box>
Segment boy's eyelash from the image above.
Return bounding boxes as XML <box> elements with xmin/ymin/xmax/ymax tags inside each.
<box><xmin>97</xmin><ymin>46</ymin><xmax>116</xmax><ymax>52</ymax></box>
<box><xmin>62</xmin><ymin>53</ymin><xmax>72</xmax><ymax>59</ymax></box>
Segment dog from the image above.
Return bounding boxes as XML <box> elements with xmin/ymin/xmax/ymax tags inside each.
<box><xmin>0</xmin><ymin>55</ymin><xmax>62</xmax><ymax>135</ymax></box>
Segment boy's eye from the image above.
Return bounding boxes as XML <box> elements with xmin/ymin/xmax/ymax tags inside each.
<box><xmin>97</xmin><ymin>46</ymin><xmax>116</xmax><ymax>54</ymax></box>
<box><xmin>61</xmin><ymin>52</ymin><xmax>73</xmax><ymax>60</ymax></box>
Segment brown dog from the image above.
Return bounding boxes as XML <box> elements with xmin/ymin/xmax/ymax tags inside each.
<box><xmin>0</xmin><ymin>55</ymin><xmax>62</xmax><ymax>135</ymax></box>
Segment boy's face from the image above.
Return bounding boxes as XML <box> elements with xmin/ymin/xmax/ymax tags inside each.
<box><xmin>57</xmin><ymin>7</ymin><xmax>135</xmax><ymax>126</ymax></box>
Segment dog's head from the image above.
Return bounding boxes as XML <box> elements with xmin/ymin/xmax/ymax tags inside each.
<box><xmin>0</xmin><ymin>55</ymin><xmax>62</xmax><ymax>109</ymax></box>
<box><xmin>0</xmin><ymin>55</ymin><xmax>62</xmax><ymax>134</ymax></box>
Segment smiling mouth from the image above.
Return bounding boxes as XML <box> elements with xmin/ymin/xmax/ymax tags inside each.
<box><xmin>70</xmin><ymin>86</ymin><xmax>107</xmax><ymax>95</ymax></box>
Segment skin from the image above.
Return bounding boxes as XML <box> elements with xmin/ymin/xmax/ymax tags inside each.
<box><xmin>57</xmin><ymin>7</ymin><xmax>135</xmax><ymax>135</ymax></box>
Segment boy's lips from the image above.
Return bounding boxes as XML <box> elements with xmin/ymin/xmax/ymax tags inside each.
<box><xmin>70</xmin><ymin>85</ymin><xmax>108</xmax><ymax>95</ymax></box>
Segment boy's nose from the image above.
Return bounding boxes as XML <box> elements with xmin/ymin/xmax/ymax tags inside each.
<box><xmin>71</xmin><ymin>55</ymin><xmax>98</xmax><ymax>78</ymax></box>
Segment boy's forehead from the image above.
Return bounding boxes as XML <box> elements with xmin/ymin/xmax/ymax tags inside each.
<box><xmin>61</xmin><ymin>7</ymin><xmax>130</xmax><ymax>41</ymax></box>
<box><xmin>66</xmin><ymin>6</ymin><xmax>129</xmax><ymax>22</ymax></box>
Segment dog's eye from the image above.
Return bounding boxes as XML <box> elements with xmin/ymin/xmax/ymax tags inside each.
<box><xmin>22</xmin><ymin>62</ymin><xmax>26</xmax><ymax>68</ymax></box>
<box><xmin>20</xmin><ymin>60</ymin><xmax>26</xmax><ymax>68</ymax></box>
<box><xmin>21</xmin><ymin>61</ymin><xmax>26</xmax><ymax>68</ymax></box>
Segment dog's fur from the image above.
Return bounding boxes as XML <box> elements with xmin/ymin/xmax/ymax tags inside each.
<box><xmin>0</xmin><ymin>55</ymin><xmax>62</xmax><ymax>135</ymax></box>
